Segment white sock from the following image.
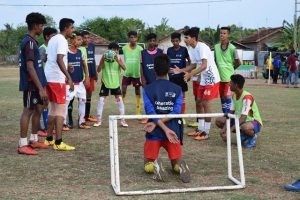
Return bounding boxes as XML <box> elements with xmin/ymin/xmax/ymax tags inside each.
<box><xmin>116</xmin><ymin>97</ymin><xmax>125</xmax><ymax>115</ymax></box>
<box><xmin>29</xmin><ymin>134</ymin><xmax>38</xmax><ymax>142</ymax></box>
<box><xmin>64</xmin><ymin>100</ymin><xmax>69</xmax><ymax>124</ymax></box>
<box><xmin>198</xmin><ymin>119</ymin><xmax>205</xmax><ymax>131</ymax></box>
<box><xmin>204</xmin><ymin>122</ymin><xmax>211</xmax><ymax>134</ymax></box>
<box><xmin>78</xmin><ymin>99</ymin><xmax>86</xmax><ymax>124</ymax></box>
<box><xmin>19</xmin><ymin>137</ymin><xmax>28</xmax><ymax>147</ymax></box>
<box><xmin>96</xmin><ymin>97</ymin><xmax>105</xmax><ymax>121</ymax></box>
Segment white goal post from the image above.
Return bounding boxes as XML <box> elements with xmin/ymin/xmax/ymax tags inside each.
<box><xmin>109</xmin><ymin>113</ymin><xmax>245</xmax><ymax>196</ymax></box>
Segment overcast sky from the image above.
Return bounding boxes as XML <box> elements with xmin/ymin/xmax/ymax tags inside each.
<box><xmin>0</xmin><ymin>0</ymin><xmax>296</xmax><ymax>30</ymax></box>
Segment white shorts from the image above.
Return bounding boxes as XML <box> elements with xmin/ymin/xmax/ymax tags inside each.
<box><xmin>66</xmin><ymin>82</ymin><xmax>86</xmax><ymax>101</ymax></box>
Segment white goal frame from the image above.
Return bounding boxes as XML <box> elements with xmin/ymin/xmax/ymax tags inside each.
<box><xmin>109</xmin><ymin>113</ymin><xmax>245</xmax><ymax>196</ymax></box>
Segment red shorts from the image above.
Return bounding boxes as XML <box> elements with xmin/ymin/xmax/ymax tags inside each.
<box><xmin>85</xmin><ymin>77</ymin><xmax>96</xmax><ymax>93</ymax></box>
<box><xmin>122</xmin><ymin>76</ymin><xmax>141</xmax><ymax>87</ymax></box>
<box><xmin>46</xmin><ymin>82</ymin><xmax>66</xmax><ymax>104</ymax></box>
<box><xmin>144</xmin><ymin>140</ymin><xmax>182</xmax><ymax>160</ymax></box>
<box><xmin>193</xmin><ymin>81</ymin><xmax>200</xmax><ymax>98</ymax></box>
<box><xmin>196</xmin><ymin>82</ymin><xmax>220</xmax><ymax>101</ymax></box>
<box><xmin>219</xmin><ymin>82</ymin><xmax>232</xmax><ymax>98</ymax></box>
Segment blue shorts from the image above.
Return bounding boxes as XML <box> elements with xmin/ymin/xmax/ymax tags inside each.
<box><xmin>230</xmin><ymin>119</ymin><xmax>261</xmax><ymax>134</ymax></box>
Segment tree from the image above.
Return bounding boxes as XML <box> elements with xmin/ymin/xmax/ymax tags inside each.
<box><xmin>275</xmin><ymin>18</ymin><xmax>300</xmax><ymax>51</ymax></box>
<box><xmin>153</xmin><ymin>18</ymin><xmax>175</xmax><ymax>39</ymax></box>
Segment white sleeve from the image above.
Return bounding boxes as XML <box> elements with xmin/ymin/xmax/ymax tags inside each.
<box><xmin>189</xmin><ymin>50</ymin><xmax>196</xmax><ymax>64</ymax></box>
<box><xmin>241</xmin><ymin>98</ymin><xmax>252</xmax><ymax>115</ymax></box>
<box><xmin>56</xmin><ymin>37</ymin><xmax>68</xmax><ymax>55</ymax></box>
<box><xmin>199</xmin><ymin>44</ymin><xmax>209</xmax><ymax>60</ymax></box>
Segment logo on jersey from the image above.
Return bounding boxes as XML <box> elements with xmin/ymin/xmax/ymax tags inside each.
<box><xmin>165</xmin><ymin>92</ymin><xmax>176</xmax><ymax>98</ymax></box>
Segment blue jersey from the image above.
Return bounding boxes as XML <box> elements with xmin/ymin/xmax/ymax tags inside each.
<box><xmin>86</xmin><ymin>43</ymin><xmax>97</xmax><ymax>78</ymax></box>
<box><xmin>68</xmin><ymin>49</ymin><xmax>84</xmax><ymax>83</ymax></box>
<box><xmin>141</xmin><ymin>48</ymin><xmax>163</xmax><ymax>84</ymax></box>
<box><xmin>167</xmin><ymin>46</ymin><xmax>189</xmax><ymax>79</ymax></box>
<box><xmin>19</xmin><ymin>34</ymin><xmax>47</xmax><ymax>91</ymax></box>
<box><xmin>143</xmin><ymin>79</ymin><xmax>183</xmax><ymax>141</ymax></box>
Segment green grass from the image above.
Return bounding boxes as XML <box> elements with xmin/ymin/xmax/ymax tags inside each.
<box><xmin>0</xmin><ymin>67</ymin><xmax>299</xmax><ymax>199</ymax></box>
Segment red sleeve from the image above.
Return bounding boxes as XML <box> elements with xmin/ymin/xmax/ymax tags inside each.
<box><xmin>24</xmin><ymin>41</ymin><xmax>35</xmax><ymax>62</ymax></box>
<box><xmin>243</xmin><ymin>95</ymin><xmax>254</xmax><ymax>105</ymax></box>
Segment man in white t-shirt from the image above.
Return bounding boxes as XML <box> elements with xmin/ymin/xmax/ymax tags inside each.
<box><xmin>172</xmin><ymin>27</ymin><xmax>220</xmax><ymax>141</ymax></box>
<box><xmin>44</xmin><ymin>18</ymin><xmax>75</xmax><ymax>151</ymax></box>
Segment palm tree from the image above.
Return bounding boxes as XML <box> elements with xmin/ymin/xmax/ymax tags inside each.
<box><xmin>275</xmin><ymin>18</ymin><xmax>300</xmax><ymax>51</ymax></box>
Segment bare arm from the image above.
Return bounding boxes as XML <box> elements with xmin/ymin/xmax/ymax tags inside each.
<box><xmin>57</xmin><ymin>54</ymin><xmax>74</xmax><ymax>90</ymax></box>
<box><xmin>97</xmin><ymin>56</ymin><xmax>104</xmax><ymax>73</ymax></box>
<box><xmin>184</xmin><ymin>59</ymin><xmax>207</xmax><ymax>81</ymax></box>
<box><xmin>116</xmin><ymin>56</ymin><xmax>126</xmax><ymax>71</ymax></box>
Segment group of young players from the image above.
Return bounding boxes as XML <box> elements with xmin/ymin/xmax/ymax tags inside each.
<box><xmin>18</xmin><ymin>12</ymin><xmax>263</xmax><ymax>183</ymax></box>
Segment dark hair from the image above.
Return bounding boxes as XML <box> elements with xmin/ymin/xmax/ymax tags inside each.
<box><xmin>127</xmin><ymin>31</ymin><xmax>137</xmax><ymax>37</ymax></box>
<box><xmin>184</xmin><ymin>27</ymin><xmax>200</xmax><ymax>40</ymax></box>
<box><xmin>230</xmin><ymin>74</ymin><xmax>245</xmax><ymax>89</ymax></box>
<box><xmin>220</xmin><ymin>26</ymin><xmax>231</xmax><ymax>33</ymax></box>
<box><xmin>80</xmin><ymin>30</ymin><xmax>90</xmax><ymax>37</ymax></box>
<box><xmin>154</xmin><ymin>54</ymin><xmax>170</xmax><ymax>76</ymax></box>
<box><xmin>108</xmin><ymin>42</ymin><xmax>119</xmax><ymax>50</ymax></box>
<box><xmin>146</xmin><ymin>33</ymin><xmax>157</xmax><ymax>41</ymax></box>
<box><xmin>43</xmin><ymin>27</ymin><xmax>57</xmax><ymax>40</ymax></box>
<box><xmin>59</xmin><ymin>18</ymin><xmax>74</xmax><ymax>32</ymax></box>
<box><xmin>171</xmin><ymin>32</ymin><xmax>181</xmax><ymax>40</ymax></box>
<box><xmin>70</xmin><ymin>31</ymin><xmax>81</xmax><ymax>39</ymax></box>
<box><xmin>291</xmin><ymin>49</ymin><xmax>295</xmax><ymax>54</ymax></box>
<box><xmin>25</xmin><ymin>12</ymin><xmax>46</xmax><ymax>30</ymax></box>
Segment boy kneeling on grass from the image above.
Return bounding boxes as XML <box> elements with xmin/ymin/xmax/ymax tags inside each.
<box><xmin>142</xmin><ymin>54</ymin><xmax>191</xmax><ymax>183</ymax></box>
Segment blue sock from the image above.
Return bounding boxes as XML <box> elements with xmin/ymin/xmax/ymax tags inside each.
<box><xmin>224</xmin><ymin>98</ymin><xmax>232</xmax><ymax>113</ymax></box>
<box><xmin>42</xmin><ymin>108</ymin><xmax>48</xmax><ymax>130</ymax></box>
<box><xmin>221</xmin><ymin>99</ymin><xmax>226</xmax><ymax>113</ymax></box>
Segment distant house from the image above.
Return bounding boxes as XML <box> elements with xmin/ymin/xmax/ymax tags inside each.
<box><xmin>157</xmin><ymin>28</ymin><xmax>187</xmax><ymax>52</ymax></box>
<box><xmin>239</xmin><ymin>27</ymin><xmax>283</xmax><ymax>52</ymax></box>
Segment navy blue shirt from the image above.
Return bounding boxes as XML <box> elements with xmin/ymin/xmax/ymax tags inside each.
<box><xmin>68</xmin><ymin>49</ymin><xmax>84</xmax><ymax>83</ymax></box>
<box><xmin>167</xmin><ymin>46</ymin><xmax>189</xmax><ymax>79</ymax></box>
<box><xmin>143</xmin><ymin>79</ymin><xmax>183</xmax><ymax>141</ymax></box>
<box><xmin>141</xmin><ymin>48</ymin><xmax>163</xmax><ymax>84</ymax></box>
<box><xmin>86</xmin><ymin>43</ymin><xmax>97</xmax><ymax>78</ymax></box>
<box><xmin>19</xmin><ymin>34</ymin><xmax>47</xmax><ymax>91</ymax></box>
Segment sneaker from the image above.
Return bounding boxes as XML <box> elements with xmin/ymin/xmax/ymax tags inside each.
<box><xmin>44</xmin><ymin>139</ymin><xmax>55</xmax><ymax>146</ymax></box>
<box><xmin>140</xmin><ymin>118</ymin><xmax>148</xmax><ymax>124</ymax></box>
<box><xmin>29</xmin><ymin>141</ymin><xmax>49</xmax><ymax>149</ymax></box>
<box><xmin>153</xmin><ymin>159</ymin><xmax>167</xmax><ymax>182</ymax></box>
<box><xmin>17</xmin><ymin>146</ymin><xmax>38</xmax><ymax>155</ymax></box>
<box><xmin>62</xmin><ymin>124</ymin><xmax>70</xmax><ymax>131</ymax></box>
<box><xmin>79</xmin><ymin>122</ymin><xmax>91</xmax><ymax>129</ymax></box>
<box><xmin>53</xmin><ymin>142</ymin><xmax>75</xmax><ymax>151</ymax></box>
<box><xmin>120</xmin><ymin>119</ymin><xmax>128</xmax><ymax>127</ymax></box>
<box><xmin>37</xmin><ymin>129</ymin><xmax>47</xmax><ymax>137</ymax></box>
<box><xmin>85</xmin><ymin>115</ymin><xmax>98</xmax><ymax>122</ymax></box>
<box><xmin>93</xmin><ymin>120</ymin><xmax>102</xmax><ymax>127</ymax></box>
<box><xmin>194</xmin><ymin>131</ymin><xmax>209</xmax><ymax>141</ymax></box>
<box><xmin>284</xmin><ymin>180</ymin><xmax>300</xmax><ymax>192</ymax></box>
<box><xmin>187</xmin><ymin>128</ymin><xmax>202</xmax><ymax>136</ymax></box>
<box><xmin>179</xmin><ymin>160</ymin><xmax>191</xmax><ymax>183</ymax></box>
<box><xmin>243</xmin><ymin>134</ymin><xmax>257</xmax><ymax>149</ymax></box>
<box><xmin>187</xmin><ymin>122</ymin><xmax>198</xmax><ymax>127</ymax></box>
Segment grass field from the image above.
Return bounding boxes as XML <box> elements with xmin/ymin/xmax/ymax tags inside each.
<box><xmin>0</xmin><ymin>67</ymin><xmax>299</xmax><ymax>200</ymax></box>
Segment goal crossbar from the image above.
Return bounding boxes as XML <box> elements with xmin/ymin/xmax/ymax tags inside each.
<box><xmin>109</xmin><ymin>113</ymin><xmax>245</xmax><ymax>196</ymax></box>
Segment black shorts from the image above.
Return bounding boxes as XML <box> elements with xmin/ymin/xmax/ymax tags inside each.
<box><xmin>99</xmin><ymin>84</ymin><xmax>122</xmax><ymax>96</ymax></box>
<box><xmin>169</xmin><ymin>76</ymin><xmax>188</xmax><ymax>92</ymax></box>
<box><xmin>23</xmin><ymin>90</ymin><xmax>43</xmax><ymax>109</ymax></box>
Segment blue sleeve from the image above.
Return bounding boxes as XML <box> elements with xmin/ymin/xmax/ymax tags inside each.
<box><xmin>170</xmin><ymin>92</ymin><xmax>183</xmax><ymax>114</ymax></box>
<box><xmin>143</xmin><ymin>90</ymin><xmax>159</xmax><ymax>123</ymax></box>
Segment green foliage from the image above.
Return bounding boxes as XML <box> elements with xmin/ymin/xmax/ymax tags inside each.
<box><xmin>275</xmin><ymin>18</ymin><xmax>300</xmax><ymax>51</ymax></box>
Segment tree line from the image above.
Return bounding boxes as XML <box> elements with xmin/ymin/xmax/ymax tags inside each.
<box><xmin>0</xmin><ymin>15</ymin><xmax>297</xmax><ymax>57</ymax></box>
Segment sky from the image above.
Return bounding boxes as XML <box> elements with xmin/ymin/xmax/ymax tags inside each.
<box><xmin>0</xmin><ymin>0</ymin><xmax>296</xmax><ymax>30</ymax></box>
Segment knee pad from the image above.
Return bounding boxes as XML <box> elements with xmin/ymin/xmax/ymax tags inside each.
<box><xmin>144</xmin><ymin>162</ymin><xmax>155</xmax><ymax>173</ymax></box>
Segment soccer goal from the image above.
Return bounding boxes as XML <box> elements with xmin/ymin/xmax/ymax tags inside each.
<box><xmin>109</xmin><ymin>113</ymin><xmax>245</xmax><ymax>196</ymax></box>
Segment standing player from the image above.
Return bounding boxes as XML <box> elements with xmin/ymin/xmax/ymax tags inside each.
<box><xmin>121</xmin><ymin>31</ymin><xmax>143</xmax><ymax>116</ymax></box>
<box><xmin>214</xmin><ymin>26</ymin><xmax>240</xmax><ymax>113</ymax></box>
<box><xmin>183</xmin><ymin>27</ymin><xmax>220</xmax><ymax>141</ymax></box>
<box><xmin>18</xmin><ymin>12</ymin><xmax>49</xmax><ymax>155</ymax></box>
<box><xmin>215</xmin><ymin>74</ymin><xmax>262</xmax><ymax>148</ymax></box>
<box><xmin>141</xmin><ymin>33</ymin><xmax>164</xmax><ymax>86</ymax></box>
<box><xmin>44</xmin><ymin>18</ymin><xmax>75</xmax><ymax>151</ymax></box>
<box><xmin>82</xmin><ymin>31</ymin><xmax>98</xmax><ymax>123</ymax></box>
<box><xmin>167</xmin><ymin>32</ymin><xmax>190</xmax><ymax>118</ymax></box>
<box><xmin>143</xmin><ymin>54</ymin><xmax>190</xmax><ymax>183</ymax></box>
<box><xmin>94</xmin><ymin>42</ymin><xmax>128</xmax><ymax>127</ymax></box>
<box><xmin>38</xmin><ymin>27</ymin><xmax>57</xmax><ymax>137</ymax></box>
<box><xmin>64</xmin><ymin>32</ymin><xmax>91</xmax><ymax>129</ymax></box>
